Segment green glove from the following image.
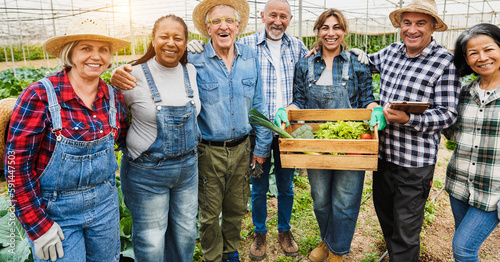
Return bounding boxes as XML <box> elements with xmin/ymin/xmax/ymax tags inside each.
<box><xmin>369</xmin><ymin>107</ymin><xmax>386</xmax><ymax>130</ymax></box>
<box><xmin>274</xmin><ymin>108</ymin><xmax>290</xmax><ymax>128</ymax></box>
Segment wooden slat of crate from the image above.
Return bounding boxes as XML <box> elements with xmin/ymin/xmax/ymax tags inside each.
<box><xmin>279</xmin><ymin>138</ymin><xmax>377</xmax><ymax>154</ymax></box>
<box><xmin>280</xmin><ymin>154</ymin><xmax>378</xmax><ymax>171</ymax></box>
<box><xmin>288</xmin><ymin>109</ymin><xmax>371</xmax><ymax>122</ymax></box>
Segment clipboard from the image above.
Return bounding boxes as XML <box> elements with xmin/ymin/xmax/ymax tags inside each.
<box><xmin>389</xmin><ymin>101</ymin><xmax>430</xmax><ymax>114</ymax></box>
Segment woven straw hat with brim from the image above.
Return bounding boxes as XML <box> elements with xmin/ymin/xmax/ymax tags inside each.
<box><xmin>389</xmin><ymin>0</ymin><xmax>448</xmax><ymax>32</ymax></box>
<box><xmin>43</xmin><ymin>17</ymin><xmax>130</xmax><ymax>58</ymax></box>
<box><xmin>192</xmin><ymin>0</ymin><xmax>250</xmax><ymax>38</ymax></box>
<box><xmin>0</xmin><ymin>98</ymin><xmax>17</xmax><ymax>168</ymax></box>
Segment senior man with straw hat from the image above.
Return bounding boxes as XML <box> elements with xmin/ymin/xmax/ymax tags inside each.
<box><xmin>191</xmin><ymin>0</ymin><xmax>272</xmax><ymax>262</ymax></box>
<box><xmin>361</xmin><ymin>0</ymin><xmax>460</xmax><ymax>261</ymax></box>
<box><xmin>5</xmin><ymin>17</ymin><xmax>129</xmax><ymax>262</ymax></box>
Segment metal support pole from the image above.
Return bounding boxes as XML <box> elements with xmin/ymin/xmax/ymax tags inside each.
<box><xmin>4</xmin><ymin>0</ymin><xmax>16</xmax><ymax>77</ymax></box>
<box><xmin>15</xmin><ymin>0</ymin><xmax>27</xmax><ymax>67</ymax></box>
<box><xmin>298</xmin><ymin>0</ymin><xmax>302</xmax><ymax>41</ymax></box>
<box><xmin>255</xmin><ymin>0</ymin><xmax>258</xmax><ymax>33</ymax></box>
<box><xmin>128</xmin><ymin>0</ymin><xmax>136</xmax><ymax>59</ymax></box>
<box><xmin>365</xmin><ymin>0</ymin><xmax>369</xmax><ymax>52</ymax></box>
<box><xmin>466</xmin><ymin>0</ymin><xmax>471</xmax><ymax>28</ymax></box>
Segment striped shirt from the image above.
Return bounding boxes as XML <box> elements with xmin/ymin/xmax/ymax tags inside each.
<box><xmin>444</xmin><ymin>77</ymin><xmax>500</xmax><ymax>212</ymax></box>
<box><xmin>369</xmin><ymin>39</ymin><xmax>460</xmax><ymax>167</ymax></box>
<box><xmin>238</xmin><ymin>30</ymin><xmax>308</xmax><ymax>121</ymax></box>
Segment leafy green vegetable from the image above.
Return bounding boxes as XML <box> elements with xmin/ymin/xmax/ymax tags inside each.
<box><xmin>248</xmin><ymin>108</ymin><xmax>293</xmax><ymax>139</ymax></box>
<box><xmin>315</xmin><ymin>121</ymin><xmax>370</xmax><ymax>140</ymax></box>
<box><xmin>291</xmin><ymin>125</ymin><xmax>314</xmax><ymax>139</ymax></box>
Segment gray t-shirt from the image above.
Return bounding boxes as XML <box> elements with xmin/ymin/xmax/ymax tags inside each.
<box><xmin>121</xmin><ymin>57</ymin><xmax>200</xmax><ymax>159</ymax></box>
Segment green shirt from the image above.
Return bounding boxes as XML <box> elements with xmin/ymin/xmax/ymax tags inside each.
<box><xmin>444</xmin><ymin>77</ymin><xmax>500</xmax><ymax>212</ymax></box>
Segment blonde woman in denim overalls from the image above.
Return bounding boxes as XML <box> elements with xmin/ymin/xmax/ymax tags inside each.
<box><xmin>5</xmin><ymin>17</ymin><xmax>130</xmax><ymax>262</ymax></box>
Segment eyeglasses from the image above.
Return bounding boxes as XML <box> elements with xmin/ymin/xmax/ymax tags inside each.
<box><xmin>208</xmin><ymin>17</ymin><xmax>237</xmax><ymax>26</ymax></box>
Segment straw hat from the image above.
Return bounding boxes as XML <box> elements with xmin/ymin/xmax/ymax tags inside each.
<box><xmin>43</xmin><ymin>17</ymin><xmax>130</xmax><ymax>58</ymax></box>
<box><xmin>389</xmin><ymin>0</ymin><xmax>447</xmax><ymax>32</ymax></box>
<box><xmin>0</xmin><ymin>98</ymin><xmax>17</xmax><ymax>168</ymax></box>
<box><xmin>192</xmin><ymin>0</ymin><xmax>250</xmax><ymax>38</ymax></box>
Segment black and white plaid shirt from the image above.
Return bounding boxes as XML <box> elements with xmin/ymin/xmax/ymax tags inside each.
<box><xmin>369</xmin><ymin>39</ymin><xmax>461</xmax><ymax>167</ymax></box>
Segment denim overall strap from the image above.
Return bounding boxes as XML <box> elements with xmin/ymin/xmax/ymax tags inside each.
<box><xmin>141</xmin><ymin>63</ymin><xmax>162</xmax><ymax>103</ymax></box>
<box><xmin>307</xmin><ymin>55</ymin><xmax>316</xmax><ymax>86</ymax></box>
<box><xmin>40</xmin><ymin>78</ymin><xmax>63</xmax><ymax>132</ymax></box>
<box><xmin>182</xmin><ymin>65</ymin><xmax>194</xmax><ymax>98</ymax></box>
<box><xmin>341</xmin><ymin>54</ymin><xmax>350</xmax><ymax>82</ymax></box>
<box><xmin>107</xmin><ymin>84</ymin><xmax>117</xmax><ymax>129</ymax></box>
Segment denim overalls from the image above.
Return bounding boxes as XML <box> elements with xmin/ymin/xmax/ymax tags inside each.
<box><xmin>29</xmin><ymin>78</ymin><xmax>120</xmax><ymax>262</ymax></box>
<box><xmin>305</xmin><ymin>54</ymin><xmax>351</xmax><ymax>109</ymax></box>
<box><xmin>304</xmin><ymin>54</ymin><xmax>366</xmax><ymax>255</ymax></box>
<box><xmin>120</xmin><ymin>63</ymin><xmax>200</xmax><ymax>262</ymax></box>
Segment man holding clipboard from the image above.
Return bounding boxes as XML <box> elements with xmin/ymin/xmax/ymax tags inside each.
<box><xmin>365</xmin><ymin>0</ymin><xmax>461</xmax><ymax>261</ymax></box>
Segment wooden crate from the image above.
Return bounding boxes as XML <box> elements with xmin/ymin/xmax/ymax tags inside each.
<box><xmin>279</xmin><ymin>109</ymin><xmax>379</xmax><ymax>171</ymax></box>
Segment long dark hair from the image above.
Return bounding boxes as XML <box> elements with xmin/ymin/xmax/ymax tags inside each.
<box><xmin>454</xmin><ymin>23</ymin><xmax>500</xmax><ymax>77</ymax></box>
<box><xmin>132</xmin><ymin>14</ymin><xmax>189</xmax><ymax>66</ymax></box>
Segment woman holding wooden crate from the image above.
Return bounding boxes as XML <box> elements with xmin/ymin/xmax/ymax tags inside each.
<box><xmin>444</xmin><ymin>23</ymin><xmax>500</xmax><ymax>262</ymax></box>
<box><xmin>275</xmin><ymin>8</ymin><xmax>380</xmax><ymax>262</ymax></box>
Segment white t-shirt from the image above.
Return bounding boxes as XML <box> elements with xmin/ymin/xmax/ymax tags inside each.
<box><xmin>266</xmin><ymin>38</ymin><xmax>283</xmax><ymax>112</ymax></box>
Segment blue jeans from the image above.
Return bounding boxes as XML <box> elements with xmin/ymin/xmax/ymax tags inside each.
<box><xmin>449</xmin><ymin>195</ymin><xmax>500</xmax><ymax>262</ymax></box>
<box><xmin>120</xmin><ymin>152</ymin><xmax>198</xmax><ymax>262</ymax></box>
<box><xmin>307</xmin><ymin>169</ymin><xmax>365</xmax><ymax>255</ymax></box>
<box><xmin>29</xmin><ymin>182</ymin><xmax>120</xmax><ymax>262</ymax></box>
<box><xmin>251</xmin><ymin>136</ymin><xmax>295</xmax><ymax>233</ymax></box>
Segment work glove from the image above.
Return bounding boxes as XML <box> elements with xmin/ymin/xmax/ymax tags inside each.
<box><xmin>348</xmin><ymin>48</ymin><xmax>369</xmax><ymax>65</ymax></box>
<box><xmin>187</xmin><ymin>40</ymin><xmax>205</xmax><ymax>53</ymax></box>
<box><xmin>274</xmin><ymin>108</ymin><xmax>290</xmax><ymax>128</ymax></box>
<box><xmin>33</xmin><ymin>222</ymin><xmax>65</xmax><ymax>262</ymax></box>
<box><xmin>369</xmin><ymin>106</ymin><xmax>386</xmax><ymax>131</ymax></box>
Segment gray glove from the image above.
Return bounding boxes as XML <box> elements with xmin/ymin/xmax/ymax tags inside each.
<box><xmin>187</xmin><ymin>40</ymin><xmax>205</xmax><ymax>54</ymax></box>
<box><xmin>348</xmin><ymin>48</ymin><xmax>369</xmax><ymax>65</ymax></box>
<box><xmin>33</xmin><ymin>222</ymin><xmax>65</xmax><ymax>262</ymax></box>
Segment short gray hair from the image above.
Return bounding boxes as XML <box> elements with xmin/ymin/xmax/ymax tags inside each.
<box><xmin>205</xmin><ymin>5</ymin><xmax>241</xmax><ymax>26</ymax></box>
<box><xmin>59</xmin><ymin>41</ymin><xmax>114</xmax><ymax>69</ymax></box>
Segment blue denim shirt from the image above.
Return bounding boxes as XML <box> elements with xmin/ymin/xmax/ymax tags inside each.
<box><xmin>292</xmin><ymin>48</ymin><xmax>375</xmax><ymax>109</ymax></box>
<box><xmin>189</xmin><ymin>41</ymin><xmax>271</xmax><ymax>158</ymax></box>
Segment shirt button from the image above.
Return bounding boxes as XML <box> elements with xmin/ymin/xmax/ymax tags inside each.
<box><xmin>487</xmin><ymin>92</ymin><xmax>491</xmax><ymax>95</ymax></box>
<box><xmin>191</xmin><ymin>100</ymin><xmax>195</xmax><ymax>104</ymax></box>
<box><xmin>100</xmin><ymin>130</ymin><xmax>103</xmax><ymax>133</ymax></box>
<box><xmin>93</xmin><ymin>115</ymin><xmax>97</xmax><ymax>118</ymax></box>
<box><xmin>482</xmin><ymin>100</ymin><xmax>485</xmax><ymax>103</ymax></box>
<box><xmin>157</xmin><ymin>106</ymin><xmax>161</xmax><ymax>110</ymax></box>
<box><xmin>472</xmin><ymin>163</ymin><xmax>475</xmax><ymax>165</ymax></box>
<box><xmin>479</xmin><ymin>109</ymin><xmax>483</xmax><ymax>112</ymax></box>
<box><xmin>477</xmin><ymin>128</ymin><xmax>480</xmax><ymax>131</ymax></box>
<box><xmin>75</xmin><ymin>127</ymin><xmax>79</xmax><ymax>130</ymax></box>
<box><xmin>475</xmin><ymin>145</ymin><xmax>478</xmax><ymax>148</ymax></box>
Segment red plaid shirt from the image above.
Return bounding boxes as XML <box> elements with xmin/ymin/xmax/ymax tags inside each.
<box><xmin>4</xmin><ymin>68</ymin><xmax>129</xmax><ymax>240</ymax></box>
